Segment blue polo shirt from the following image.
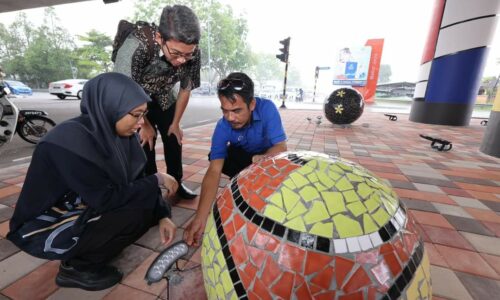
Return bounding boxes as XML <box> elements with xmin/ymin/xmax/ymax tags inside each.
<box><xmin>209</xmin><ymin>97</ymin><xmax>287</xmax><ymax>160</ymax></box>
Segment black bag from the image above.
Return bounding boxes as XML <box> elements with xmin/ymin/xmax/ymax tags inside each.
<box><xmin>7</xmin><ymin>192</ymin><xmax>99</xmax><ymax>260</ymax></box>
<box><xmin>111</xmin><ymin>20</ymin><xmax>156</xmax><ymax>63</ymax></box>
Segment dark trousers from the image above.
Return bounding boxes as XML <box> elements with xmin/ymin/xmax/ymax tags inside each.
<box><xmin>220</xmin><ymin>146</ymin><xmax>260</xmax><ymax>178</ymax></box>
<box><xmin>66</xmin><ymin>209</ymin><xmax>158</xmax><ymax>271</ymax></box>
<box><xmin>143</xmin><ymin>100</ymin><xmax>183</xmax><ymax>181</ymax></box>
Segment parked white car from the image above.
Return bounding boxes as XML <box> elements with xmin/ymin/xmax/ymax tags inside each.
<box><xmin>48</xmin><ymin>79</ymin><xmax>88</xmax><ymax>100</ymax></box>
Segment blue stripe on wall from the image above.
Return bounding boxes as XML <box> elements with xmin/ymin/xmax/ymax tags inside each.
<box><xmin>425</xmin><ymin>47</ymin><xmax>489</xmax><ymax>104</ymax></box>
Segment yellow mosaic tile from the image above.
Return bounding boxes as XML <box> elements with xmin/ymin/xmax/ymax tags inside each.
<box><xmin>371</xmin><ymin>207</ymin><xmax>391</xmax><ymax>226</ymax></box>
<box><xmin>269</xmin><ymin>193</ymin><xmax>283</xmax><ymax>208</ymax></box>
<box><xmin>290</xmin><ymin>172</ymin><xmax>309</xmax><ymax>188</ymax></box>
<box><xmin>310</xmin><ymin>221</ymin><xmax>334</xmax><ymax>238</ymax></box>
<box><xmin>357</xmin><ymin>182</ymin><xmax>373</xmax><ymax>199</ymax></box>
<box><xmin>304</xmin><ymin>201</ymin><xmax>329</xmax><ymax>225</ymax></box>
<box><xmin>328</xmin><ymin>170</ymin><xmax>343</xmax><ymax>181</ymax></box>
<box><xmin>335</xmin><ymin>177</ymin><xmax>354</xmax><ymax>191</ymax></box>
<box><xmin>333</xmin><ymin>214</ymin><xmax>363</xmax><ymax>238</ymax></box>
<box><xmin>363</xmin><ymin>214</ymin><xmax>379</xmax><ymax>234</ymax></box>
<box><xmin>329</xmin><ymin>164</ymin><xmax>344</xmax><ymax>174</ymax></box>
<box><xmin>221</xmin><ymin>269</ymin><xmax>233</xmax><ymax>294</ymax></box>
<box><xmin>284</xmin><ymin>216</ymin><xmax>307</xmax><ymax>232</ymax></box>
<box><xmin>364</xmin><ymin>193</ymin><xmax>382</xmax><ymax>212</ymax></box>
<box><xmin>382</xmin><ymin>195</ymin><xmax>398</xmax><ymax>215</ymax></box>
<box><xmin>306</xmin><ymin>159</ymin><xmax>318</xmax><ymax>169</ymax></box>
<box><xmin>346</xmin><ymin>201</ymin><xmax>367</xmax><ymax>217</ymax></box>
<box><xmin>313</xmin><ymin>182</ymin><xmax>328</xmax><ymax>192</ymax></box>
<box><xmin>338</xmin><ymin>162</ymin><xmax>353</xmax><ymax>171</ymax></box>
<box><xmin>347</xmin><ymin>173</ymin><xmax>364</xmax><ymax>182</ymax></box>
<box><xmin>264</xmin><ymin>205</ymin><xmax>287</xmax><ymax>223</ymax></box>
<box><xmin>283</xmin><ymin>178</ymin><xmax>297</xmax><ymax>189</ymax></box>
<box><xmin>282</xmin><ymin>187</ymin><xmax>301</xmax><ymax>212</ymax></box>
<box><xmin>318</xmin><ymin>171</ymin><xmax>335</xmax><ymax>188</ymax></box>
<box><xmin>287</xmin><ymin>201</ymin><xmax>308</xmax><ymax>220</ymax></box>
<box><xmin>322</xmin><ymin>191</ymin><xmax>346</xmax><ymax>215</ymax></box>
<box><xmin>299</xmin><ymin>186</ymin><xmax>320</xmax><ymax>202</ymax></box>
<box><xmin>307</xmin><ymin>172</ymin><xmax>319</xmax><ymax>183</ymax></box>
<box><xmin>297</xmin><ymin>165</ymin><xmax>315</xmax><ymax>175</ymax></box>
<box><xmin>318</xmin><ymin>160</ymin><xmax>330</xmax><ymax>172</ymax></box>
<box><xmin>343</xmin><ymin>190</ymin><xmax>361</xmax><ymax>203</ymax></box>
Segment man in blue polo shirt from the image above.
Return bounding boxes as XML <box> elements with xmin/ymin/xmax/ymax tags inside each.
<box><xmin>184</xmin><ymin>72</ymin><xmax>287</xmax><ymax>246</ymax></box>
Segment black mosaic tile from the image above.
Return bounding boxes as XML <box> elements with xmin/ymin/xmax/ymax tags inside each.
<box><xmin>261</xmin><ymin>218</ymin><xmax>275</xmax><ymax>232</ymax></box>
<box><xmin>272</xmin><ymin>223</ymin><xmax>286</xmax><ymax>237</ymax></box>
<box><xmin>385</xmin><ymin>221</ymin><xmax>397</xmax><ymax>237</ymax></box>
<box><xmin>379</xmin><ymin>227</ymin><xmax>391</xmax><ymax>242</ymax></box>
<box><xmin>388</xmin><ymin>285</ymin><xmax>401</xmax><ymax>300</ymax></box>
<box><xmin>316</xmin><ymin>237</ymin><xmax>330</xmax><ymax>253</ymax></box>
<box><xmin>244</xmin><ymin>207</ymin><xmax>256</xmax><ymax>220</ymax></box>
<box><xmin>252</xmin><ymin>214</ymin><xmax>264</xmax><ymax>227</ymax></box>
<box><xmin>287</xmin><ymin>229</ymin><xmax>301</xmax><ymax>243</ymax></box>
<box><xmin>234</xmin><ymin>282</ymin><xmax>246</xmax><ymax>297</ymax></box>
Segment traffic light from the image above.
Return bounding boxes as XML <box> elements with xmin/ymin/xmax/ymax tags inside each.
<box><xmin>276</xmin><ymin>37</ymin><xmax>290</xmax><ymax>63</ymax></box>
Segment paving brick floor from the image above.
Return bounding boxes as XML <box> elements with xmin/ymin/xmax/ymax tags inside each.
<box><xmin>0</xmin><ymin>108</ymin><xmax>499</xmax><ymax>299</ymax></box>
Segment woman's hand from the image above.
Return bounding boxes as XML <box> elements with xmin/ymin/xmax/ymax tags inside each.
<box><xmin>159</xmin><ymin>217</ymin><xmax>176</xmax><ymax>245</ymax></box>
<box><xmin>157</xmin><ymin>173</ymin><xmax>178</xmax><ymax>197</ymax></box>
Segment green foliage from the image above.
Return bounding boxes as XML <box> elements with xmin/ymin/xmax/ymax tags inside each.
<box><xmin>131</xmin><ymin>0</ymin><xmax>252</xmax><ymax>86</ymax></box>
<box><xmin>74</xmin><ymin>30</ymin><xmax>113</xmax><ymax>78</ymax></box>
<box><xmin>378</xmin><ymin>64</ymin><xmax>392</xmax><ymax>83</ymax></box>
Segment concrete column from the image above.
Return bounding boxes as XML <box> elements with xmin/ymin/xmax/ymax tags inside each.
<box><xmin>480</xmin><ymin>88</ymin><xmax>500</xmax><ymax>158</ymax></box>
<box><xmin>410</xmin><ymin>0</ymin><xmax>500</xmax><ymax>126</ymax></box>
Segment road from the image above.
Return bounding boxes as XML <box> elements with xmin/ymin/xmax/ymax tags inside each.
<box><xmin>0</xmin><ymin>92</ymin><xmax>222</xmax><ymax>168</ymax></box>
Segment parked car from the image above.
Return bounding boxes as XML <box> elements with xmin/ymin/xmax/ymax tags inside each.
<box><xmin>48</xmin><ymin>79</ymin><xmax>88</xmax><ymax>100</ymax></box>
<box><xmin>192</xmin><ymin>81</ymin><xmax>212</xmax><ymax>95</ymax></box>
<box><xmin>4</xmin><ymin>80</ymin><xmax>33</xmax><ymax>96</ymax></box>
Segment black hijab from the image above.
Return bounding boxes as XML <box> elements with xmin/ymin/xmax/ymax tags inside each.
<box><xmin>41</xmin><ymin>72</ymin><xmax>151</xmax><ymax>185</ymax></box>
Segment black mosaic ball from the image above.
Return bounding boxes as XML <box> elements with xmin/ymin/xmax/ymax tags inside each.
<box><xmin>324</xmin><ymin>88</ymin><xmax>365</xmax><ymax>125</ymax></box>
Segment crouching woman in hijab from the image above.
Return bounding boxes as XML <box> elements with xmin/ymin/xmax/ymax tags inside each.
<box><xmin>7</xmin><ymin>72</ymin><xmax>178</xmax><ymax>291</ymax></box>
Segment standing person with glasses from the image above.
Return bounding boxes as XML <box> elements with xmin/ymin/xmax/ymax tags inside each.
<box><xmin>8</xmin><ymin>73</ymin><xmax>178</xmax><ymax>291</ymax></box>
<box><xmin>184</xmin><ymin>72</ymin><xmax>288</xmax><ymax>246</ymax></box>
<box><xmin>113</xmin><ymin>5</ymin><xmax>201</xmax><ymax>200</ymax></box>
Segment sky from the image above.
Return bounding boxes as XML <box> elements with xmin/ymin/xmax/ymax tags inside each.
<box><xmin>1</xmin><ymin>0</ymin><xmax>499</xmax><ymax>90</ymax></box>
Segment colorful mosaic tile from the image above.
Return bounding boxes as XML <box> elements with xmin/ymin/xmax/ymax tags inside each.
<box><xmin>201</xmin><ymin>151</ymin><xmax>432</xmax><ymax>299</ymax></box>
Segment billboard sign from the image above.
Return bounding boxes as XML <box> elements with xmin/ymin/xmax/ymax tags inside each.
<box><xmin>332</xmin><ymin>46</ymin><xmax>372</xmax><ymax>86</ymax></box>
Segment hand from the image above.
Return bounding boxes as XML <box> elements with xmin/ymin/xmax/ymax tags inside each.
<box><xmin>139</xmin><ymin>122</ymin><xmax>156</xmax><ymax>151</ymax></box>
<box><xmin>159</xmin><ymin>217</ymin><xmax>176</xmax><ymax>245</ymax></box>
<box><xmin>158</xmin><ymin>173</ymin><xmax>178</xmax><ymax>197</ymax></box>
<box><xmin>183</xmin><ymin>215</ymin><xmax>207</xmax><ymax>247</ymax></box>
<box><xmin>167</xmin><ymin>123</ymin><xmax>183</xmax><ymax>145</ymax></box>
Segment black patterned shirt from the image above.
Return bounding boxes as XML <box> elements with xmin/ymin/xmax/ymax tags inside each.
<box><xmin>113</xmin><ymin>25</ymin><xmax>201</xmax><ymax>111</ymax></box>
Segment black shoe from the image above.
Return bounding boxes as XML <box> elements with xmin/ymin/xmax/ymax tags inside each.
<box><xmin>176</xmin><ymin>182</ymin><xmax>197</xmax><ymax>200</ymax></box>
<box><xmin>55</xmin><ymin>262</ymin><xmax>123</xmax><ymax>291</ymax></box>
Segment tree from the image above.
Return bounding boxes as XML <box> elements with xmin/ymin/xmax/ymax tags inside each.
<box><xmin>246</xmin><ymin>53</ymin><xmax>281</xmax><ymax>87</ymax></box>
<box><xmin>131</xmin><ymin>0</ymin><xmax>252</xmax><ymax>85</ymax></box>
<box><xmin>378</xmin><ymin>64</ymin><xmax>392</xmax><ymax>83</ymax></box>
<box><xmin>74</xmin><ymin>30</ymin><xmax>113</xmax><ymax>78</ymax></box>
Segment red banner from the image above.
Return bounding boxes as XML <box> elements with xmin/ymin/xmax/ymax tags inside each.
<box><xmin>354</xmin><ymin>39</ymin><xmax>384</xmax><ymax>103</ymax></box>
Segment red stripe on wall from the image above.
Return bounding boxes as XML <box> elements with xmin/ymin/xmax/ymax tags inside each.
<box><xmin>421</xmin><ymin>0</ymin><xmax>446</xmax><ymax>64</ymax></box>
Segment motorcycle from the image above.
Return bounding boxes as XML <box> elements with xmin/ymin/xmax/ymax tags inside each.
<box><xmin>1</xmin><ymin>84</ymin><xmax>56</xmax><ymax>147</ymax></box>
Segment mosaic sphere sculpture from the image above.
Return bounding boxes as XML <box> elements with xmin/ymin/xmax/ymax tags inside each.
<box><xmin>324</xmin><ymin>87</ymin><xmax>365</xmax><ymax>125</ymax></box>
<box><xmin>201</xmin><ymin>151</ymin><xmax>431</xmax><ymax>300</ymax></box>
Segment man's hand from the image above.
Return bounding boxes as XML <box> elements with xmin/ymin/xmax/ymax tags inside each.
<box><xmin>139</xmin><ymin>122</ymin><xmax>156</xmax><ymax>150</ymax></box>
<box><xmin>252</xmin><ymin>154</ymin><xmax>264</xmax><ymax>163</ymax></box>
<box><xmin>183</xmin><ymin>215</ymin><xmax>207</xmax><ymax>247</ymax></box>
<box><xmin>158</xmin><ymin>173</ymin><xmax>178</xmax><ymax>197</ymax></box>
<box><xmin>167</xmin><ymin>123</ymin><xmax>183</xmax><ymax>145</ymax></box>
<box><xmin>159</xmin><ymin>217</ymin><xmax>176</xmax><ymax>245</ymax></box>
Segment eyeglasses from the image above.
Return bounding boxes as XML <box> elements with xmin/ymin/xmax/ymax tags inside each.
<box><xmin>128</xmin><ymin>110</ymin><xmax>148</xmax><ymax>119</ymax></box>
<box><xmin>217</xmin><ymin>79</ymin><xmax>245</xmax><ymax>91</ymax></box>
<box><xmin>163</xmin><ymin>42</ymin><xmax>196</xmax><ymax>61</ymax></box>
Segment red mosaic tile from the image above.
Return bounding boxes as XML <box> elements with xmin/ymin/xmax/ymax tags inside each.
<box><xmin>294</xmin><ymin>273</ymin><xmax>305</xmax><ymax>288</ymax></box>
<box><xmin>275</xmin><ymin>158</ymin><xmax>291</xmax><ymax>169</ymax></box>
<box><xmin>253</xmin><ymin>174</ymin><xmax>271</xmax><ymax>192</ymax></box>
<box><xmin>239</xmin><ymin>268</ymin><xmax>253</xmax><ymax>289</ymax></box>
<box><xmin>356</xmin><ymin>249</ymin><xmax>379</xmax><ymax>264</ymax></box>
<box><xmin>233</xmin><ymin>213</ymin><xmax>245</xmax><ymax>232</ymax></box>
<box><xmin>343</xmin><ymin>266</ymin><xmax>372</xmax><ymax>293</ymax></box>
<box><xmin>247</xmin><ymin>291</ymin><xmax>260</xmax><ymax>300</ymax></box>
<box><xmin>259</xmin><ymin>186</ymin><xmax>275</xmax><ymax>199</ymax></box>
<box><xmin>278</xmin><ymin>244</ymin><xmax>306</xmax><ymax>272</ymax></box>
<box><xmin>223</xmin><ymin>220</ymin><xmax>236</xmax><ymax>241</ymax></box>
<box><xmin>269</xmin><ymin>177</ymin><xmax>283</xmax><ymax>189</ymax></box>
<box><xmin>305</xmin><ymin>251</ymin><xmax>333</xmax><ymax>276</ymax></box>
<box><xmin>260</xmin><ymin>159</ymin><xmax>274</xmax><ymax>168</ymax></box>
<box><xmin>247</xmin><ymin>245</ymin><xmax>267</xmax><ymax>269</ymax></box>
<box><xmin>240</xmin><ymin>186</ymin><xmax>249</xmax><ymax>200</ymax></box>
<box><xmin>314</xmin><ymin>291</ymin><xmax>337</xmax><ymax>300</ymax></box>
<box><xmin>393</xmin><ymin>238</ymin><xmax>410</xmax><ymax>262</ymax></box>
<box><xmin>284</xmin><ymin>164</ymin><xmax>301</xmax><ymax>174</ymax></box>
<box><xmin>267</xmin><ymin>166</ymin><xmax>281</xmax><ymax>178</ymax></box>
<box><xmin>219</xmin><ymin>206</ymin><xmax>232</xmax><ymax>223</ymax></box>
<box><xmin>335</xmin><ymin>257</ymin><xmax>355</xmax><ymax>288</ymax></box>
<box><xmin>246</xmin><ymin>222</ymin><xmax>258</xmax><ymax>242</ymax></box>
<box><xmin>253</xmin><ymin>231</ymin><xmax>271</xmax><ymax>249</ymax></box>
<box><xmin>379</xmin><ymin>243</ymin><xmax>394</xmax><ymax>255</ymax></box>
<box><xmin>229</xmin><ymin>235</ymin><xmax>248</xmax><ymax>266</ymax></box>
<box><xmin>295</xmin><ymin>283</ymin><xmax>313</xmax><ymax>300</ymax></box>
<box><xmin>367</xmin><ymin>287</ymin><xmax>378</xmax><ymax>300</ymax></box>
<box><xmin>339</xmin><ymin>290</ymin><xmax>364</xmax><ymax>300</ymax></box>
<box><xmin>244</xmin><ymin>262</ymin><xmax>259</xmax><ymax>280</ymax></box>
<box><xmin>384</xmin><ymin>252</ymin><xmax>402</xmax><ymax>277</ymax></box>
<box><xmin>248</xmin><ymin>193</ymin><xmax>267</xmax><ymax>212</ymax></box>
<box><xmin>308</xmin><ymin>282</ymin><xmax>324</xmax><ymax>295</ymax></box>
<box><xmin>261</xmin><ymin>256</ymin><xmax>282</xmax><ymax>286</ymax></box>
<box><xmin>265</xmin><ymin>236</ymin><xmax>280</xmax><ymax>253</ymax></box>
<box><xmin>252</xmin><ymin>277</ymin><xmax>273</xmax><ymax>300</ymax></box>
<box><xmin>271</xmin><ymin>271</ymin><xmax>294</xmax><ymax>299</ymax></box>
<box><xmin>311</xmin><ymin>265</ymin><xmax>335</xmax><ymax>290</ymax></box>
